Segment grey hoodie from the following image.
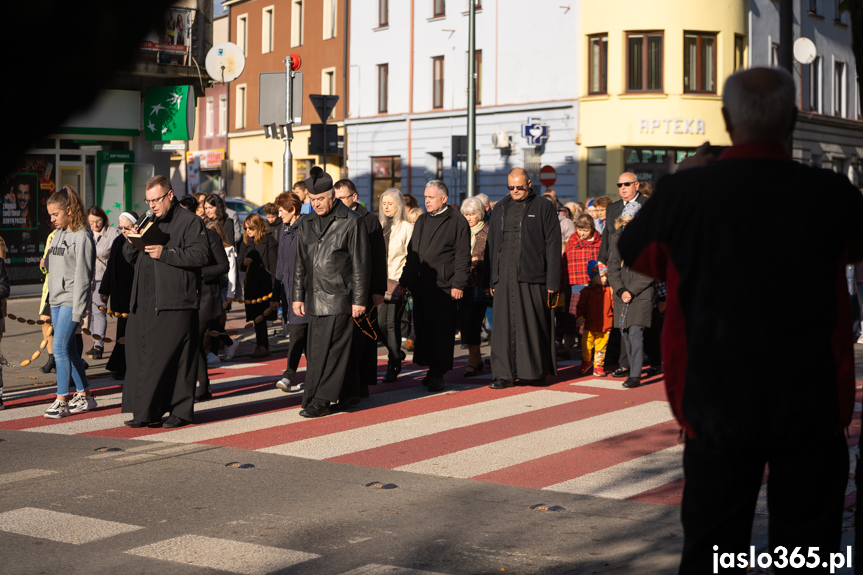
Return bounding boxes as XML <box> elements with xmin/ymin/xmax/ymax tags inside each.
<box><xmin>47</xmin><ymin>227</ymin><xmax>95</xmax><ymax>323</ymax></box>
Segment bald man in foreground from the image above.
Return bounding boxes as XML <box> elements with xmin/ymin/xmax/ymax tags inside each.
<box><xmin>486</xmin><ymin>168</ymin><xmax>561</xmax><ymax>388</ymax></box>
<box><xmin>620</xmin><ymin>67</ymin><xmax>863</xmax><ymax>574</ymax></box>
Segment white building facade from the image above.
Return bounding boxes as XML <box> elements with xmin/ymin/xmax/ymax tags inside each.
<box><xmin>750</xmin><ymin>0</ymin><xmax>862</xmax><ymax>184</ymax></box>
<box><xmin>346</xmin><ymin>0</ymin><xmax>579</xmax><ymax>210</ymax></box>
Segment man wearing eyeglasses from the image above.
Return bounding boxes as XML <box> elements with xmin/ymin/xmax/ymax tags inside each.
<box><xmin>597</xmin><ymin>173</ymin><xmax>646</xmax><ymax>264</ymax></box>
<box><xmin>486</xmin><ymin>168</ymin><xmax>561</xmax><ymax>389</ymax></box>
<box><xmin>121</xmin><ymin>175</ymin><xmax>210</xmax><ymax>429</ymax></box>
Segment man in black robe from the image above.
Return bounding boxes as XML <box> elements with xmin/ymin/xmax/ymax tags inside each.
<box><xmin>486</xmin><ymin>168</ymin><xmax>560</xmax><ymax>389</ymax></box>
<box><xmin>293</xmin><ymin>168</ymin><xmax>370</xmax><ymax>418</ymax></box>
<box><xmin>121</xmin><ymin>175</ymin><xmax>210</xmax><ymax>427</ymax></box>
<box><xmin>333</xmin><ymin>179</ymin><xmax>386</xmax><ymax>406</ymax></box>
<box><xmin>399</xmin><ymin>180</ymin><xmax>470</xmax><ymax>392</ymax></box>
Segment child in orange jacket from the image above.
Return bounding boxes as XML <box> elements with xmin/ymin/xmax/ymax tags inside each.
<box><xmin>575</xmin><ymin>260</ymin><xmax>614</xmax><ymax>376</ymax></box>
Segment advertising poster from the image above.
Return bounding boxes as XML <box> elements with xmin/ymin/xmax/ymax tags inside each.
<box><xmin>0</xmin><ymin>155</ymin><xmax>57</xmax><ymax>285</ymax></box>
<box><xmin>140</xmin><ymin>10</ymin><xmax>191</xmax><ymax>54</ymax></box>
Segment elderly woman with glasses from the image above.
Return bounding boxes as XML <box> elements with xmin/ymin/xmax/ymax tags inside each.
<box><xmin>83</xmin><ymin>206</ymin><xmax>119</xmax><ymax>360</ymax></box>
<box><xmin>98</xmin><ymin>211</ymin><xmax>138</xmax><ymax>380</ymax></box>
<box><xmin>458</xmin><ymin>197</ymin><xmax>490</xmax><ymax>376</ymax></box>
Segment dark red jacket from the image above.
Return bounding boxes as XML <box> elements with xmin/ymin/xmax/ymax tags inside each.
<box><xmin>619</xmin><ymin>143</ymin><xmax>863</xmax><ymax>449</ymax></box>
<box><xmin>575</xmin><ymin>283</ymin><xmax>614</xmax><ymax>333</ymax></box>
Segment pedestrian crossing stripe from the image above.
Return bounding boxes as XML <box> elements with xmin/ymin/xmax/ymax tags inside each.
<box><xmin>0</xmin><ymin>507</ymin><xmax>144</xmax><ymax>544</ymax></box>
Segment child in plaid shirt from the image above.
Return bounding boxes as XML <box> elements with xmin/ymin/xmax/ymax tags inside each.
<box><xmin>575</xmin><ymin>260</ymin><xmax>614</xmax><ymax>376</ymax></box>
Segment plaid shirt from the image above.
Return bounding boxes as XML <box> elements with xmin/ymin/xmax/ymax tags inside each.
<box><xmin>564</xmin><ymin>230</ymin><xmax>602</xmax><ymax>285</ymax></box>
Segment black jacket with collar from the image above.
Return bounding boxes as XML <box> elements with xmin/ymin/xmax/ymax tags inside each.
<box><xmin>293</xmin><ymin>200</ymin><xmax>370</xmax><ymax>316</ymax></box>
<box><xmin>486</xmin><ymin>192</ymin><xmax>561</xmax><ymax>289</ymax></box>
<box><xmin>123</xmin><ymin>199</ymin><xmax>210</xmax><ymax>312</ymax></box>
<box><xmin>598</xmin><ymin>193</ymin><xmax>647</xmax><ymax>263</ymax></box>
<box><xmin>354</xmin><ymin>202</ymin><xmax>388</xmax><ymax>299</ymax></box>
<box><xmin>399</xmin><ymin>206</ymin><xmax>471</xmax><ymax>294</ymax></box>
<box><xmin>199</xmin><ymin>228</ymin><xmax>230</xmax><ymax>321</ymax></box>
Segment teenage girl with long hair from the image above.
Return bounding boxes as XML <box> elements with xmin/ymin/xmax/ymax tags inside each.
<box><xmin>43</xmin><ymin>188</ymin><xmax>96</xmax><ymax>418</ymax></box>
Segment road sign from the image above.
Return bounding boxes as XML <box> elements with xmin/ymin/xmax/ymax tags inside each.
<box><xmin>539</xmin><ymin>165</ymin><xmax>557</xmax><ymax>187</ymax></box>
<box><xmin>259</xmin><ymin>71</ymin><xmax>303</xmax><ymax>126</ymax></box>
<box><xmin>309</xmin><ymin>94</ymin><xmax>339</xmax><ymax>123</ymax></box>
<box><xmin>153</xmin><ymin>143</ymin><xmax>186</xmax><ymax>151</ymax></box>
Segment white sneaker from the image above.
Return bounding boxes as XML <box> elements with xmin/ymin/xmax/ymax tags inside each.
<box><xmin>44</xmin><ymin>399</ymin><xmax>71</xmax><ymax>419</ymax></box>
<box><xmin>224</xmin><ymin>338</ymin><xmax>240</xmax><ymax>361</ymax></box>
<box><xmin>857</xmin><ymin>335</ymin><xmax>863</xmax><ymax>345</ymax></box>
<box><xmin>68</xmin><ymin>393</ymin><xmax>97</xmax><ymax>414</ymax></box>
<box><xmin>289</xmin><ymin>381</ymin><xmax>304</xmax><ymax>392</ymax></box>
<box><xmin>206</xmin><ymin>352</ymin><xmax>221</xmax><ymax>365</ymax></box>
<box><xmin>276</xmin><ymin>378</ymin><xmax>291</xmax><ymax>393</ymax></box>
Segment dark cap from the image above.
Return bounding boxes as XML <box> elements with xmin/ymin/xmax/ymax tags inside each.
<box><xmin>304</xmin><ymin>166</ymin><xmax>333</xmax><ymax>196</ymax></box>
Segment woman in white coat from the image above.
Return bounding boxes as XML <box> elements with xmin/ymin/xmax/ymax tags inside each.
<box><xmin>85</xmin><ymin>206</ymin><xmax>118</xmax><ymax>359</ymax></box>
<box><xmin>378</xmin><ymin>188</ymin><xmax>413</xmax><ymax>382</ymax></box>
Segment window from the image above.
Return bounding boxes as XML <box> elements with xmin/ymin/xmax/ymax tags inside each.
<box><xmin>379</xmin><ymin>0</ymin><xmax>388</xmax><ymax>26</ymax></box>
<box><xmin>235</xmin><ymin>84</ymin><xmax>246</xmax><ymax>129</ymax></box>
<box><xmin>626</xmin><ymin>32</ymin><xmax>663</xmax><ymax>92</ymax></box>
<box><xmin>588</xmin><ymin>34</ymin><xmax>608</xmax><ymax>95</ymax></box>
<box><xmin>683</xmin><ymin>32</ymin><xmax>716</xmax><ymax>93</ymax></box>
<box><xmin>371</xmin><ymin>157</ymin><xmax>402</xmax><ymax>211</ymax></box>
<box><xmin>809</xmin><ymin>56</ymin><xmax>822</xmax><ymax>113</ymax></box>
<box><xmin>322</xmin><ymin>67</ymin><xmax>336</xmax><ymax>118</ymax></box>
<box><xmin>237</xmin><ymin>14</ymin><xmax>248</xmax><ymax>54</ymax></box>
<box><xmin>734</xmin><ymin>34</ymin><xmax>746</xmax><ymax>71</ymax></box>
<box><xmin>205</xmin><ymin>97</ymin><xmax>214</xmax><ymax>137</ymax></box>
<box><xmin>378</xmin><ymin>64</ymin><xmax>388</xmax><ymax>113</ymax></box>
<box><xmin>262</xmin><ymin>6</ymin><xmax>274</xmax><ymax>53</ymax></box>
<box><xmin>835</xmin><ymin>0</ymin><xmax>849</xmax><ymax>23</ymax></box>
<box><xmin>475</xmin><ymin>49</ymin><xmax>482</xmax><ymax>105</ymax></box>
<box><xmin>809</xmin><ymin>0</ymin><xmax>820</xmax><ymax>14</ymax></box>
<box><xmin>291</xmin><ymin>1</ymin><xmax>303</xmax><ymax>47</ymax></box>
<box><xmin>587</xmin><ymin>147</ymin><xmax>607</xmax><ymax>196</ymax></box>
<box><xmin>432</xmin><ymin>56</ymin><xmax>444</xmax><ymax>108</ymax></box>
<box><xmin>323</xmin><ymin>0</ymin><xmax>337</xmax><ymax>40</ymax></box>
<box><xmin>771</xmin><ymin>42</ymin><xmax>779</xmax><ymax>67</ymax></box>
<box><xmin>834</xmin><ymin>61</ymin><xmax>846</xmax><ymax>117</ymax></box>
<box><xmin>218</xmin><ymin>95</ymin><xmax>227</xmax><ymax>135</ymax></box>
<box><xmin>434</xmin><ymin>0</ymin><xmax>445</xmax><ymax>17</ymax></box>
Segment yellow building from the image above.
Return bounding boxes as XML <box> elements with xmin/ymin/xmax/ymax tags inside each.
<box><xmin>226</xmin><ymin>126</ymin><xmax>344</xmax><ymax>206</ymax></box>
<box><xmin>578</xmin><ymin>0</ymin><xmax>747</xmax><ymax>200</ymax></box>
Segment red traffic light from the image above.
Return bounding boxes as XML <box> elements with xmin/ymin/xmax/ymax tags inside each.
<box><xmin>289</xmin><ymin>54</ymin><xmax>302</xmax><ymax>71</ymax></box>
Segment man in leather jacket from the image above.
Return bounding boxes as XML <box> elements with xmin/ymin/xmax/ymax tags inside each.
<box><xmin>292</xmin><ymin>167</ymin><xmax>370</xmax><ymax>418</ymax></box>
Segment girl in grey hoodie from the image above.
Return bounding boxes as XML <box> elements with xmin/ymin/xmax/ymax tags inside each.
<box><xmin>43</xmin><ymin>187</ymin><xmax>96</xmax><ymax>419</ymax></box>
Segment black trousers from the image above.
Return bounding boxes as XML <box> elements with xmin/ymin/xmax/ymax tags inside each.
<box><xmin>377</xmin><ymin>301</ymin><xmax>404</xmax><ymax>365</ymax></box>
<box><xmin>644</xmin><ymin>307</ymin><xmax>664</xmax><ymax>366</ymax></box>
<box><xmin>457</xmin><ymin>290</ymin><xmax>488</xmax><ymax>347</ymax></box>
<box><xmin>679</xmin><ymin>434</ymin><xmax>848</xmax><ymax>574</ymax></box>
<box><xmin>282</xmin><ymin>323</ymin><xmax>308</xmax><ymax>380</ymax></box>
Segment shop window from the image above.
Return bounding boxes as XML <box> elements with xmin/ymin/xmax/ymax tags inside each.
<box><xmin>626</xmin><ymin>32</ymin><xmax>663</xmax><ymax>93</ymax></box>
<box><xmin>834</xmin><ymin>61</ymin><xmax>846</xmax><ymax>117</ymax></box>
<box><xmin>371</xmin><ymin>156</ymin><xmax>401</xmax><ymax>211</ymax></box>
<box><xmin>433</xmin><ymin>56</ymin><xmax>445</xmax><ymax>108</ymax></box>
<box><xmin>379</xmin><ymin>0</ymin><xmax>388</xmax><ymax>26</ymax></box>
<box><xmin>683</xmin><ymin>32</ymin><xmax>716</xmax><ymax>94</ymax></box>
<box><xmin>588</xmin><ymin>34</ymin><xmax>608</xmax><ymax>95</ymax></box>
<box><xmin>734</xmin><ymin>35</ymin><xmax>746</xmax><ymax>71</ymax></box>
<box><xmin>291</xmin><ymin>1</ymin><xmax>303</xmax><ymax>47</ymax></box>
<box><xmin>378</xmin><ymin>64</ymin><xmax>388</xmax><ymax>113</ymax></box>
<box><xmin>587</xmin><ymin>146</ymin><xmax>606</xmax><ymax>196</ymax></box>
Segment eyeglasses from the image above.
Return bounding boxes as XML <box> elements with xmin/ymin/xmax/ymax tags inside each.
<box><xmin>118</xmin><ymin>226</ymin><xmax>133</xmax><ymax>231</ymax></box>
<box><xmin>616</xmin><ymin>182</ymin><xmax>637</xmax><ymax>188</ymax></box>
<box><xmin>507</xmin><ymin>185</ymin><xmax>528</xmax><ymax>191</ymax></box>
<box><xmin>144</xmin><ymin>190</ymin><xmax>171</xmax><ymax>205</ymax></box>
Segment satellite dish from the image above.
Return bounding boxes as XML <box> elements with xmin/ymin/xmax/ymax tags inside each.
<box><xmin>793</xmin><ymin>37</ymin><xmax>817</xmax><ymax>65</ymax></box>
<box><xmin>205</xmin><ymin>42</ymin><xmax>246</xmax><ymax>83</ymax></box>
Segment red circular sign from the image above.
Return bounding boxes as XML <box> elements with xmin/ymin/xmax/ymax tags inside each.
<box><xmin>539</xmin><ymin>165</ymin><xmax>557</xmax><ymax>187</ymax></box>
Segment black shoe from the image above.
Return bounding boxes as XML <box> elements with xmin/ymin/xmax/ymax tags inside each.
<box><xmin>195</xmin><ymin>390</ymin><xmax>213</xmax><ymax>402</ymax></box>
<box><xmin>124</xmin><ymin>419</ymin><xmax>160</xmax><ymax>428</ymax></box>
<box><xmin>331</xmin><ymin>397</ymin><xmax>361</xmax><ymax>411</ymax></box>
<box><xmin>162</xmin><ymin>415</ymin><xmax>192</xmax><ymax>428</ymax></box>
<box><xmin>85</xmin><ymin>346</ymin><xmax>97</xmax><ymax>357</ymax></box>
<box><xmin>611</xmin><ymin>368</ymin><xmax>629</xmax><ymax>378</ymax></box>
<box><xmin>89</xmin><ymin>347</ymin><xmax>103</xmax><ymax>360</ymax></box>
<box><xmin>489</xmin><ymin>378</ymin><xmax>515</xmax><ymax>390</ymax></box>
<box><xmin>299</xmin><ymin>403</ymin><xmax>330</xmax><ymax>418</ymax></box>
<box><xmin>383</xmin><ymin>363</ymin><xmax>401</xmax><ymax>383</ymax></box>
<box><xmin>426</xmin><ymin>377</ymin><xmax>445</xmax><ymax>392</ymax></box>
<box><xmin>39</xmin><ymin>355</ymin><xmax>56</xmax><ymax>374</ymax></box>
<box><xmin>645</xmin><ymin>365</ymin><xmax>663</xmax><ymax>377</ymax></box>
<box><xmin>622</xmin><ymin>377</ymin><xmax>642</xmax><ymax>389</ymax></box>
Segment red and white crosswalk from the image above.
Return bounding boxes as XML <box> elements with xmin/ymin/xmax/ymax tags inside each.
<box><xmin>1</xmin><ymin>353</ymin><xmax>860</xmax><ymax>509</ymax></box>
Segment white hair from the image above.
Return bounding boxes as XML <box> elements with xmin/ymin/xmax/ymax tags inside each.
<box><xmin>460</xmin><ymin>197</ymin><xmax>484</xmax><ymax>218</ymax></box>
<box><xmin>378</xmin><ymin>188</ymin><xmax>407</xmax><ymax>225</ymax></box>
<box><xmin>474</xmin><ymin>193</ymin><xmax>490</xmax><ymax>210</ymax></box>
<box><xmin>723</xmin><ymin>67</ymin><xmax>796</xmax><ymax>140</ymax></box>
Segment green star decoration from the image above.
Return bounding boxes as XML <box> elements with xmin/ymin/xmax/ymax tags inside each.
<box><xmin>105</xmin><ymin>209</ymin><xmax>112</xmax><ymax>215</ymax></box>
<box><xmin>114</xmin><ymin>202</ymin><xmax>122</xmax><ymax>210</ymax></box>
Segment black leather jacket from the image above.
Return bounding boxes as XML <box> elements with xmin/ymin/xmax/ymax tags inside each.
<box><xmin>292</xmin><ymin>201</ymin><xmax>370</xmax><ymax>316</ymax></box>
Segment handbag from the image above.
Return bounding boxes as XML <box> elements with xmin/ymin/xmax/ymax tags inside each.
<box><xmin>385</xmin><ymin>279</ymin><xmax>404</xmax><ymax>303</ymax></box>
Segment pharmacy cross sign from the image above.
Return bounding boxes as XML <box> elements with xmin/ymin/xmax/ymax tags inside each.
<box><xmin>521</xmin><ymin>117</ymin><xmax>549</xmax><ymax>146</ymax></box>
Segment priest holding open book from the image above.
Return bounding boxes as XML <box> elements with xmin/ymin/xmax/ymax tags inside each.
<box><xmin>121</xmin><ymin>175</ymin><xmax>209</xmax><ymax>428</ymax></box>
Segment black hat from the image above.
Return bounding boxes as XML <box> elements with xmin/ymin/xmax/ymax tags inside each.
<box><xmin>304</xmin><ymin>166</ymin><xmax>333</xmax><ymax>196</ymax></box>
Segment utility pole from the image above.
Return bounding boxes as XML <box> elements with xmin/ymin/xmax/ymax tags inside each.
<box><xmin>466</xmin><ymin>0</ymin><xmax>477</xmax><ymax>198</ymax></box>
<box><xmin>779</xmin><ymin>0</ymin><xmax>794</xmax><ymax>154</ymax></box>
<box><xmin>283</xmin><ymin>57</ymin><xmax>295</xmax><ymax>191</ymax></box>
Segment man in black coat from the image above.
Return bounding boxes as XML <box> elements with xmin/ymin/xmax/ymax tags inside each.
<box><xmin>486</xmin><ymin>168</ymin><xmax>561</xmax><ymax>388</ymax></box>
<box><xmin>597</xmin><ymin>172</ymin><xmax>647</xmax><ymax>264</ymax></box>
<box><xmin>121</xmin><ymin>176</ymin><xmax>210</xmax><ymax>428</ymax></box>
<box><xmin>619</xmin><ymin>67</ymin><xmax>863</xmax><ymax>574</ymax></box>
<box><xmin>334</xmin><ymin>179</ymin><xmax>387</xmax><ymax>406</ymax></box>
<box><xmin>399</xmin><ymin>180</ymin><xmax>470</xmax><ymax>392</ymax></box>
<box><xmin>293</xmin><ymin>168</ymin><xmax>370</xmax><ymax>418</ymax></box>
